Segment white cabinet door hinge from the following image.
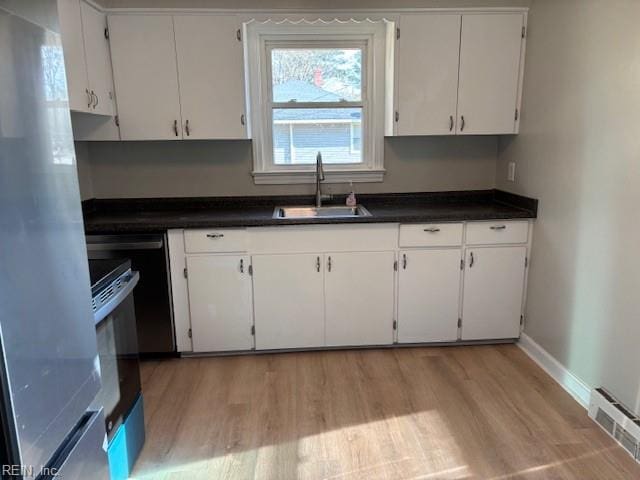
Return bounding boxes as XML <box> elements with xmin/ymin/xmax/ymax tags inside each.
<box><xmin>251</xmin><ymin>325</ymin><xmax>255</xmax><ymax>336</ymax></box>
<box><xmin>104</xmin><ymin>27</ymin><xmax>109</xmax><ymax>40</ymax></box>
<box><xmin>522</xmin><ymin>26</ymin><xmax>526</xmax><ymax>38</ymax></box>
<box><xmin>183</xmin><ymin>267</ymin><xmax>188</xmax><ymax>279</ymax></box>
<box><xmin>188</xmin><ymin>328</ymin><xmax>192</xmax><ymax>338</ymax></box>
<box><xmin>525</xmin><ymin>257</ymin><xmax>528</xmax><ymax>268</ymax></box>
<box><xmin>248</xmin><ymin>264</ymin><xmax>253</xmax><ymax>276</ymax></box>
<box><xmin>392</xmin><ymin>320</ymin><xmax>397</xmax><ymax>331</ymax></box>
<box><xmin>457</xmin><ymin>318</ymin><xmax>462</xmax><ymax>328</ymax></box>
<box><xmin>460</xmin><ymin>259</ymin><xmax>465</xmax><ymax>270</ymax></box>
<box><xmin>396</xmin><ymin>27</ymin><xmax>400</xmax><ymax>40</ymax></box>
<box><xmin>393</xmin><ymin>260</ymin><xmax>398</xmax><ymax>271</ymax></box>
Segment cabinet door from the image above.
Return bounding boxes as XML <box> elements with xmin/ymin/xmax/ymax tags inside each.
<box><xmin>80</xmin><ymin>2</ymin><xmax>114</xmax><ymax>116</ymax></box>
<box><xmin>57</xmin><ymin>0</ymin><xmax>90</xmax><ymax>112</ymax></box>
<box><xmin>398</xmin><ymin>249</ymin><xmax>461</xmax><ymax>343</ymax></box>
<box><xmin>457</xmin><ymin>14</ymin><xmax>524</xmax><ymax>135</ymax></box>
<box><xmin>325</xmin><ymin>252</ymin><xmax>395</xmax><ymax>347</ymax></box>
<box><xmin>186</xmin><ymin>255</ymin><xmax>253</xmax><ymax>352</ymax></box>
<box><xmin>173</xmin><ymin>15</ymin><xmax>246</xmax><ymax>140</ymax></box>
<box><xmin>108</xmin><ymin>15</ymin><xmax>182</xmax><ymax>140</ymax></box>
<box><xmin>396</xmin><ymin>14</ymin><xmax>461</xmax><ymax>136</ymax></box>
<box><xmin>252</xmin><ymin>254</ymin><xmax>324</xmax><ymax>350</ymax></box>
<box><xmin>461</xmin><ymin>246</ymin><xmax>526</xmax><ymax>340</ymax></box>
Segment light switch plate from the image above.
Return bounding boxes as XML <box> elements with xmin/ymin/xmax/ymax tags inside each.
<box><xmin>507</xmin><ymin>162</ymin><xmax>516</xmax><ymax>182</ymax></box>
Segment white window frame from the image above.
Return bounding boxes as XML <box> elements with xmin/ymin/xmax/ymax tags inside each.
<box><xmin>245</xmin><ymin>19</ymin><xmax>394</xmax><ymax>184</ymax></box>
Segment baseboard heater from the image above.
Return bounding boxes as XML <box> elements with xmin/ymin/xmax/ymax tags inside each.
<box><xmin>589</xmin><ymin>387</ymin><xmax>640</xmax><ymax>463</ymax></box>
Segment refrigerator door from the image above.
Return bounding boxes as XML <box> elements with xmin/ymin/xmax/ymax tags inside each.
<box><xmin>0</xmin><ymin>3</ymin><xmax>104</xmax><ymax>475</ymax></box>
<box><xmin>50</xmin><ymin>410</ymin><xmax>109</xmax><ymax>480</ymax></box>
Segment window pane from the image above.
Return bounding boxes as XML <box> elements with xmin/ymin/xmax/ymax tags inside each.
<box><xmin>273</xmin><ymin>108</ymin><xmax>363</xmax><ymax>165</ymax></box>
<box><xmin>271</xmin><ymin>48</ymin><xmax>362</xmax><ymax>103</ymax></box>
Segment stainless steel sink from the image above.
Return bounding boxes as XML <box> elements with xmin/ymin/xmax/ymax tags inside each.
<box><xmin>273</xmin><ymin>205</ymin><xmax>372</xmax><ymax>219</ymax></box>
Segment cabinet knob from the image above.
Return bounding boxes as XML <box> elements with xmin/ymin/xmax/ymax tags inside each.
<box><xmin>173</xmin><ymin>120</ymin><xmax>179</xmax><ymax>137</ymax></box>
<box><xmin>185</xmin><ymin>119</ymin><xmax>190</xmax><ymax>137</ymax></box>
<box><xmin>460</xmin><ymin>115</ymin><xmax>466</xmax><ymax>132</ymax></box>
<box><xmin>240</xmin><ymin>258</ymin><xmax>244</xmax><ymax>273</ymax></box>
<box><xmin>449</xmin><ymin>115</ymin><xmax>454</xmax><ymax>132</ymax></box>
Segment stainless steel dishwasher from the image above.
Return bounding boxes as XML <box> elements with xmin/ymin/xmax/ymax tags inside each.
<box><xmin>86</xmin><ymin>234</ymin><xmax>176</xmax><ymax>356</ymax></box>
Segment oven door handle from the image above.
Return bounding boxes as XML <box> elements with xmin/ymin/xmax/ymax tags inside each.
<box><xmin>94</xmin><ymin>271</ymin><xmax>140</xmax><ymax>325</ymax></box>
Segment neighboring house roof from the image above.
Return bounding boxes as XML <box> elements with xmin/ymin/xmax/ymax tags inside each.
<box><xmin>273</xmin><ymin>80</ymin><xmax>361</xmax><ymax>122</ymax></box>
<box><xmin>273</xmin><ymin>80</ymin><xmax>343</xmax><ymax>102</ymax></box>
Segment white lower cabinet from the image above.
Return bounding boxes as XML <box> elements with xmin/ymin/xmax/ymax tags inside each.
<box><xmin>324</xmin><ymin>252</ymin><xmax>395</xmax><ymax>347</ymax></box>
<box><xmin>172</xmin><ymin>222</ymin><xmax>531</xmax><ymax>353</ymax></box>
<box><xmin>461</xmin><ymin>246</ymin><xmax>527</xmax><ymax>340</ymax></box>
<box><xmin>252</xmin><ymin>254</ymin><xmax>325</xmax><ymax>350</ymax></box>
<box><xmin>186</xmin><ymin>255</ymin><xmax>253</xmax><ymax>352</ymax></box>
<box><xmin>398</xmin><ymin>249</ymin><xmax>462</xmax><ymax>343</ymax></box>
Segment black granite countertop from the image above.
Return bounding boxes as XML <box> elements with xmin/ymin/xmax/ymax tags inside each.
<box><xmin>82</xmin><ymin>190</ymin><xmax>537</xmax><ymax>234</ymax></box>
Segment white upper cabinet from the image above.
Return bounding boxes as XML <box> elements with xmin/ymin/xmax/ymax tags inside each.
<box><xmin>324</xmin><ymin>252</ymin><xmax>395</xmax><ymax>347</ymax></box>
<box><xmin>173</xmin><ymin>15</ymin><xmax>246</xmax><ymax>140</ymax></box>
<box><xmin>461</xmin><ymin>246</ymin><xmax>527</xmax><ymax>340</ymax></box>
<box><xmin>108</xmin><ymin>14</ymin><xmax>247</xmax><ymax>140</ymax></box>
<box><xmin>108</xmin><ymin>15</ymin><xmax>183</xmax><ymax>140</ymax></box>
<box><xmin>58</xmin><ymin>0</ymin><xmax>90</xmax><ymax>112</ymax></box>
<box><xmin>79</xmin><ymin>2</ymin><xmax>114</xmax><ymax>116</ymax></box>
<box><xmin>396</xmin><ymin>14</ymin><xmax>461</xmax><ymax>136</ymax></box>
<box><xmin>394</xmin><ymin>11</ymin><xmax>525</xmax><ymax>136</ymax></box>
<box><xmin>456</xmin><ymin>14</ymin><xmax>525</xmax><ymax>135</ymax></box>
<box><xmin>58</xmin><ymin>0</ymin><xmax>115</xmax><ymax>115</ymax></box>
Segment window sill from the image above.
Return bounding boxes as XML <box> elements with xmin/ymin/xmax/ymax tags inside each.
<box><xmin>252</xmin><ymin>169</ymin><xmax>385</xmax><ymax>185</ymax></box>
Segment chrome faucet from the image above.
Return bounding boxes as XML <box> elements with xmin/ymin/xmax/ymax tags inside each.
<box><xmin>315</xmin><ymin>151</ymin><xmax>325</xmax><ymax>208</ymax></box>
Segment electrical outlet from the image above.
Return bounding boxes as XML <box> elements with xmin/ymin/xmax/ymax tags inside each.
<box><xmin>507</xmin><ymin>162</ymin><xmax>516</xmax><ymax>182</ymax></box>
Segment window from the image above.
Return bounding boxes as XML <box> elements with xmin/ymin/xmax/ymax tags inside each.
<box><xmin>245</xmin><ymin>19</ymin><xmax>394</xmax><ymax>184</ymax></box>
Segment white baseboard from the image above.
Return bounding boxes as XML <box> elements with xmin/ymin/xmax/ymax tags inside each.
<box><xmin>517</xmin><ymin>333</ymin><xmax>592</xmax><ymax>409</ymax></box>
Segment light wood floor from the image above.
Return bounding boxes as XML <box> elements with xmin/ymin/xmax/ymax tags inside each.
<box><xmin>132</xmin><ymin>345</ymin><xmax>640</xmax><ymax>479</ymax></box>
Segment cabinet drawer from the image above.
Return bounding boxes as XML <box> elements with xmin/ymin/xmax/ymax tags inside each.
<box><xmin>184</xmin><ymin>229</ymin><xmax>248</xmax><ymax>253</ymax></box>
<box><xmin>399</xmin><ymin>223</ymin><xmax>463</xmax><ymax>247</ymax></box>
<box><xmin>465</xmin><ymin>221</ymin><xmax>529</xmax><ymax>245</ymax></box>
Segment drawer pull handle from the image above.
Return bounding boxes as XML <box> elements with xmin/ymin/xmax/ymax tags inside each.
<box><xmin>240</xmin><ymin>259</ymin><xmax>244</xmax><ymax>273</ymax></box>
<box><xmin>490</xmin><ymin>225</ymin><xmax>507</xmax><ymax>230</ymax></box>
<box><xmin>206</xmin><ymin>233</ymin><xmax>225</xmax><ymax>239</ymax></box>
<box><xmin>469</xmin><ymin>252</ymin><xmax>475</xmax><ymax>268</ymax></box>
<box><xmin>327</xmin><ymin>256</ymin><xmax>332</xmax><ymax>272</ymax></box>
<box><xmin>424</xmin><ymin>227</ymin><xmax>441</xmax><ymax>233</ymax></box>
<box><xmin>402</xmin><ymin>254</ymin><xmax>407</xmax><ymax>270</ymax></box>
<box><xmin>316</xmin><ymin>256</ymin><xmax>321</xmax><ymax>272</ymax></box>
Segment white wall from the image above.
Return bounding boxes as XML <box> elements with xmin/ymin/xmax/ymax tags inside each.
<box><xmin>84</xmin><ymin>136</ymin><xmax>498</xmax><ymax>198</ymax></box>
<box><xmin>496</xmin><ymin>0</ymin><xmax>640</xmax><ymax>412</ymax></box>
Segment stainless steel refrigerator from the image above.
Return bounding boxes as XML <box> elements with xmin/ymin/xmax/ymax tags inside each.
<box><xmin>0</xmin><ymin>1</ymin><xmax>109</xmax><ymax>478</ymax></box>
